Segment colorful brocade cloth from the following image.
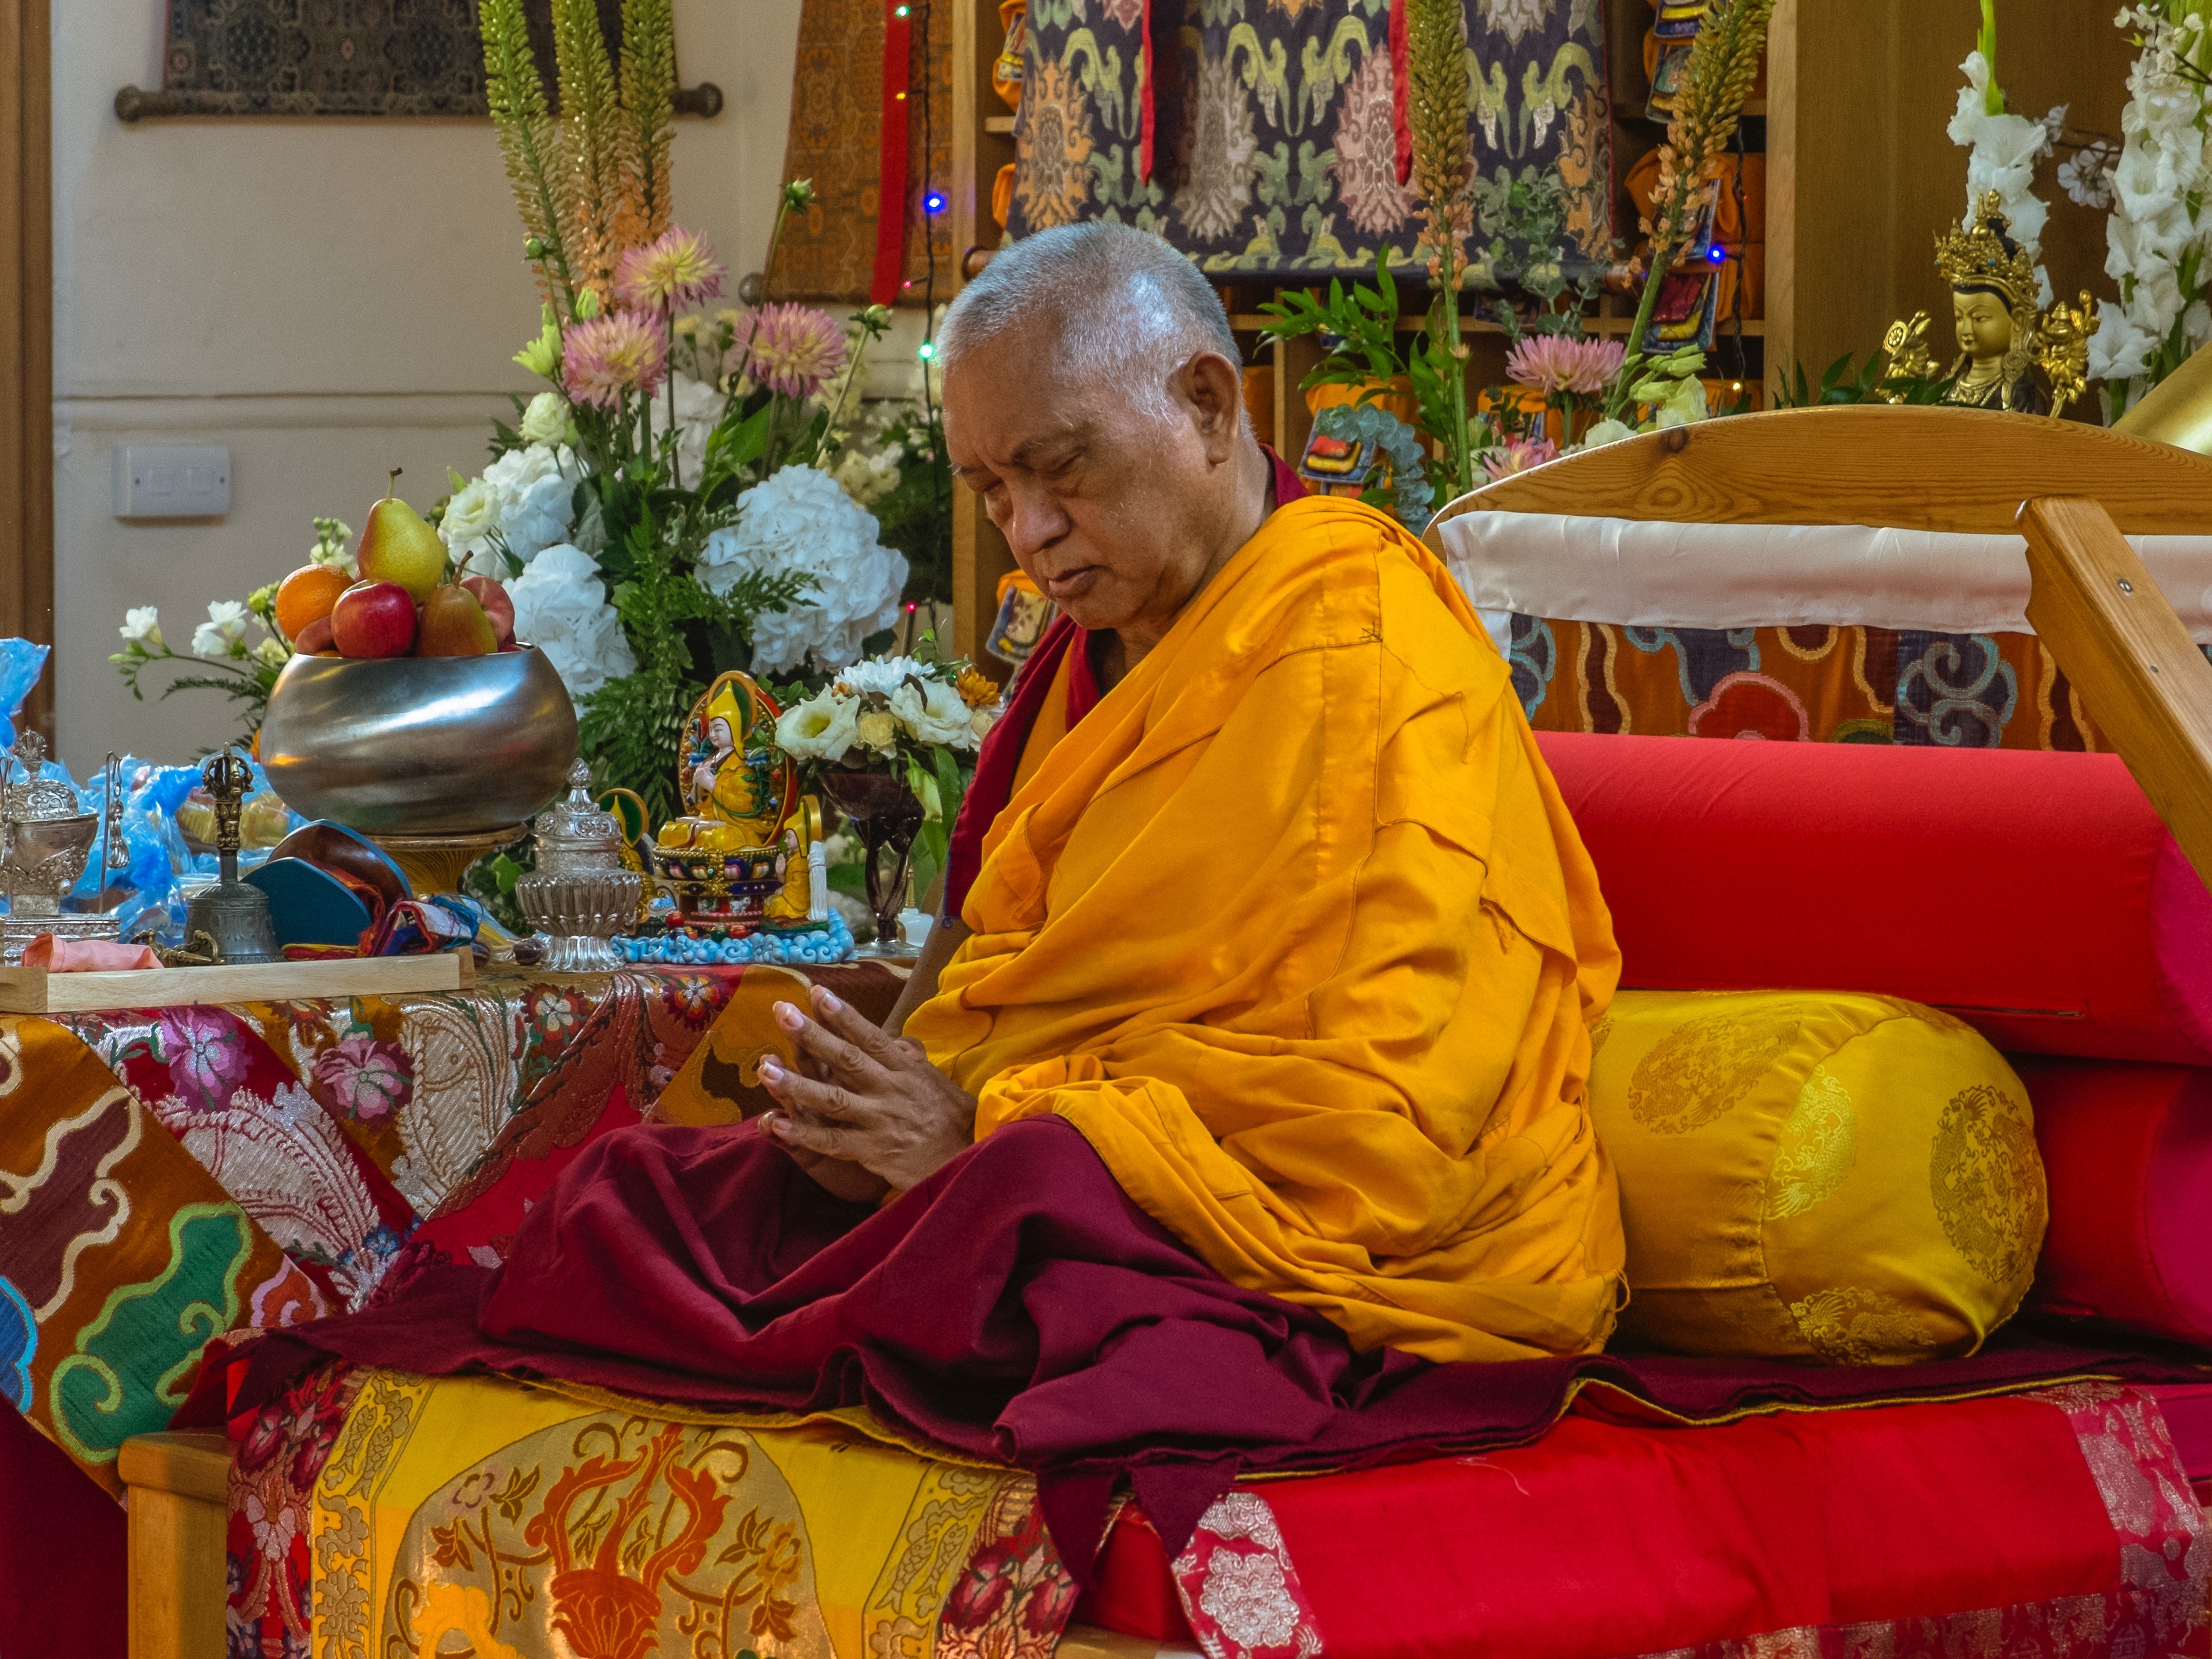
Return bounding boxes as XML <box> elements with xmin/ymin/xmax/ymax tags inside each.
<box><xmin>231</xmin><ymin>1366</ymin><xmax>1080</xmax><ymax>1659</ymax></box>
<box><xmin>1508</xmin><ymin>618</ymin><xmax>2108</xmax><ymax>747</ymax></box>
<box><xmin>0</xmin><ymin>962</ymin><xmax>894</xmax><ymax>1501</ymax></box>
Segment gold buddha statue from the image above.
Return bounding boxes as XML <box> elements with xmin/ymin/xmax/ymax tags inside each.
<box><xmin>1882</xmin><ymin>191</ymin><xmax>2098</xmax><ymax>418</ymax></box>
<box><xmin>655</xmin><ymin>671</ymin><xmax>815</xmax><ymax>924</ymax></box>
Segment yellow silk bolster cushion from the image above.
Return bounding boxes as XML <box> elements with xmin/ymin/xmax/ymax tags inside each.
<box><xmin>1587</xmin><ymin>990</ymin><xmax>2049</xmax><ymax>1365</ymax></box>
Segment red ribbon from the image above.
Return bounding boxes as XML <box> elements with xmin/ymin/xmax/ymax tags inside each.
<box><xmin>871</xmin><ymin>0</ymin><xmax>914</xmax><ymax>307</ymax></box>
<box><xmin>1138</xmin><ymin>0</ymin><xmax>1156</xmax><ymax>182</ymax></box>
<box><xmin>1390</xmin><ymin>0</ymin><xmax>1412</xmax><ymax>187</ymax></box>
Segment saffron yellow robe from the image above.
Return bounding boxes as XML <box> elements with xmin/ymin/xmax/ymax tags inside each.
<box><xmin>906</xmin><ymin>497</ymin><xmax>1625</xmax><ymax>1363</ymax></box>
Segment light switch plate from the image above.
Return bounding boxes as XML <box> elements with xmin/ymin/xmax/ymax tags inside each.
<box><xmin>112</xmin><ymin>445</ymin><xmax>231</xmax><ymax>518</ymax></box>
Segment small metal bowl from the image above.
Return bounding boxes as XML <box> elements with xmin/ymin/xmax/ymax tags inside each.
<box><xmin>258</xmin><ymin>647</ymin><xmax>579</xmax><ymax>835</ymax></box>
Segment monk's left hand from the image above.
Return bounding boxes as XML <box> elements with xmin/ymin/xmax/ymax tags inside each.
<box><xmin>759</xmin><ymin>983</ymin><xmax>977</xmax><ymax>1192</ymax></box>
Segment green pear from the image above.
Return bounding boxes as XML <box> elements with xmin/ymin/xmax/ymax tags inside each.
<box><xmin>357</xmin><ymin>469</ymin><xmax>448</xmax><ymax>602</ymax></box>
<box><xmin>414</xmin><ymin>583</ymin><xmax>497</xmax><ymax>657</ymax></box>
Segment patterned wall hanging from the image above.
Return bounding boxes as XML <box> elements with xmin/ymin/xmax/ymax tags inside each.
<box><xmin>117</xmin><ymin>0</ymin><xmax>721</xmax><ymax>121</ymax></box>
<box><xmin>768</xmin><ymin>0</ymin><xmax>957</xmax><ymax>305</ymax></box>
<box><xmin>1007</xmin><ymin>0</ymin><xmax>1611</xmax><ymax>286</ymax></box>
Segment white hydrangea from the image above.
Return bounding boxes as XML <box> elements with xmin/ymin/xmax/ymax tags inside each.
<box><xmin>1946</xmin><ymin>50</ymin><xmax>2057</xmax><ymax>308</ymax></box>
<box><xmin>482</xmin><ymin>444</ymin><xmax>581</xmax><ymax>564</ymax></box>
<box><xmin>508</xmin><ymin>542</ymin><xmax>636</xmax><ymax>699</ymax></box>
<box><xmin>645</xmin><ymin>373</ymin><xmax>729</xmax><ymax>488</ymax></box>
<box><xmin>700</xmin><ymin>465</ymin><xmax>907</xmax><ymax>675</ymax></box>
<box><xmin>2091</xmin><ymin>9</ymin><xmax>2212</xmax><ymax>406</ymax></box>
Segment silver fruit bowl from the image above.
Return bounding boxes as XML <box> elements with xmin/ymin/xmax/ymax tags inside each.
<box><xmin>258</xmin><ymin>647</ymin><xmax>579</xmax><ymax>835</ymax></box>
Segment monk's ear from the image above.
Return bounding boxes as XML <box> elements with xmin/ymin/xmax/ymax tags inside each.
<box><xmin>1181</xmin><ymin>351</ymin><xmax>1245</xmax><ymax>463</ymax></box>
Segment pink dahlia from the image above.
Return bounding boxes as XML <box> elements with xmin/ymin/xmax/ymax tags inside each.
<box><xmin>736</xmin><ymin>302</ymin><xmax>849</xmax><ymax>400</ymax></box>
<box><xmin>1482</xmin><ymin>436</ymin><xmax>1559</xmax><ymax>480</ymax></box>
<box><xmin>1505</xmin><ymin>334</ymin><xmax>1627</xmax><ymax>396</ymax></box>
<box><xmin>614</xmin><ymin>225</ymin><xmax>726</xmax><ymax>311</ymax></box>
<box><xmin>561</xmin><ymin>309</ymin><xmax>668</xmax><ymax>409</ymax></box>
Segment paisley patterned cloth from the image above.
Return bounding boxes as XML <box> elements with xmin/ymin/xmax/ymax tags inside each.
<box><xmin>1508</xmin><ymin>617</ymin><xmax>2107</xmax><ymax>748</ymax></box>
<box><xmin>1008</xmin><ymin>0</ymin><xmax>1613</xmax><ymax>282</ymax></box>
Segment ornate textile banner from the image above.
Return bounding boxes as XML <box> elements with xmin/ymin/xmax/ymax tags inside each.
<box><xmin>771</xmin><ymin>0</ymin><xmax>957</xmax><ymax>304</ymax></box>
<box><xmin>1006</xmin><ymin>0</ymin><xmax>1611</xmax><ymax>283</ymax></box>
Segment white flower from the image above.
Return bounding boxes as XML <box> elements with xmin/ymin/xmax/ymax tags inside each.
<box><xmin>836</xmin><ymin>656</ymin><xmax>929</xmax><ymax>696</ymax></box>
<box><xmin>518</xmin><ymin>390</ymin><xmax>571</xmax><ymax>447</ymax></box>
<box><xmin>482</xmin><ymin>444</ymin><xmax>580</xmax><ymax>564</ymax></box>
<box><xmin>775</xmin><ymin>692</ymin><xmax>861</xmax><ymax>763</ymax></box>
<box><xmin>699</xmin><ymin>465</ymin><xmax>908</xmax><ymax>675</ymax></box>
<box><xmin>119</xmin><ymin>606</ymin><xmax>162</xmax><ymax>649</ymax></box>
<box><xmin>1946</xmin><ymin>50</ymin><xmax>2056</xmax><ymax>308</ymax></box>
<box><xmin>645</xmin><ymin>373</ymin><xmax>729</xmax><ymax>488</ymax></box>
<box><xmin>192</xmin><ymin>600</ymin><xmax>249</xmax><ymax>658</ymax></box>
<box><xmin>1651</xmin><ymin>376</ymin><xmax>1708</xmax><ymax>429</ymax></box>
<box><xmin>826</xmin><ymin>442</ymin><xmax>904</xmax><ymax>509</ymax></box>
<box><xmin>508</xmin><ymin>542</ymin><xmax>636</xmax><ymax>699</ymax></box>
<box><xmin>439</xmin><ymin>478</ymin><xmax>503</xmax><ymax>571</ymax></box>
<box><xmin>2060</xmin><ymin>142</ymin><xmax>2117</xmax><ymax>210</ymax></box>
<box><xmin>1575</xmin><ymin>418</ymin><xmax>1635</xmax><ymax>451</ymax></box>
<box><xmin>253</xmin><ymin>637</ymin><xmax>291</xmax><ymax>669</ymax></box>
<box><xmin>893</xmin><ymin>677</ymin><xmax>976</xmax><ymax>749</ymax></box>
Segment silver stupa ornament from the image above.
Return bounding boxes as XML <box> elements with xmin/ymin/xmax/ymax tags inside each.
<box><xmin>516</xmin><ymin>760</ymin><xmax>642</xmax><ymax>971</ymax></box>
<box><xmin>0</xmin><ymin>733</ymin><xmax>129</xmax><ymax>965</ymax></box>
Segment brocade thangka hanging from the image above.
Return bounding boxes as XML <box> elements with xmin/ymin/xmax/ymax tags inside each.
<box><xmin>1004</xmin><ymin>0</ymin><xmax>1613</xmax><ymax>284</ymax></box>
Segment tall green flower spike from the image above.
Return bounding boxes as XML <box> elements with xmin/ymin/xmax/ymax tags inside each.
<box><xmin>481</xmin><ymin>0</ymin><xmax>575</xmax><ymax>315</ymax></box>
<box><xmin>618</xmin><ymin>0</ymin><xmax>677</xmax><ymax>246</ymax></box>
<box><xmin>554</xmin><ymin>0</ymin><xmax>626</xmax><ymax>303</ymax></box>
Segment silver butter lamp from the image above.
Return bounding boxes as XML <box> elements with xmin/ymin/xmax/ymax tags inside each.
<box><xmin>0</xmin><ymin>733</ymin><xmax>130</xmax><ymax>966</ymax></box>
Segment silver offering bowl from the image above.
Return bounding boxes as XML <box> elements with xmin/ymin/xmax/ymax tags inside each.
<box><xmin>2</xmin><ymin>813</ymin><xmax>99</xmax><ymax>917</ymax></box>
<box><xmin>258</xmin><ymin>647</ymin><xmax>579</xmax><ymax>835</ymax></box>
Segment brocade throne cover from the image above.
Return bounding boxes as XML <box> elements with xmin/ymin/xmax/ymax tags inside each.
<box><xmin>1006</xmin><ymin>0</ymin><xmax>1613</xmax><ymax>282</ymax></box>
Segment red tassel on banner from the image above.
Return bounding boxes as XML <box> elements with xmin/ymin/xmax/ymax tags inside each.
<box><xmin>872</xmin><ymin>0</ymin><xmax>915</xmax><ymax>306</ymax></box>
<box><xmin>1138</xmin><ymin>0</ymin><xmax>1155</xmax><ymax>182</ymax></box>
<box><xmin>1390</xmin><ymin>0</ymin><xmax>1411</xmax><ymax>187</ymax></box>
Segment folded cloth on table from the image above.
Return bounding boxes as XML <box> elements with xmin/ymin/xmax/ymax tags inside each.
<box><xmin>20</xmin><ymin>934</ymin><xmax>159</xmax><ymax>971</ymax></box>
<box><xmin>1535</xmin><ymin>732</ymin><xmax>2212</xmax><ymax>1063</ymax></box>
<box><xmin>207</xmin><ymin>1116</ymin><xmax>2209</xmax><ymax>1569</ymax></box>
<box><xmin>2019</xmin><ymin>1058</ymin><xmax>2212</xmax><ymax>1347</ymax></box>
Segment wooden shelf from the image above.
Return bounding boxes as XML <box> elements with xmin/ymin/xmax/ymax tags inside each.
<box><xmin>983</xmin><ymin>114</ymin><xmax>1014</xmax><ymax>134</ymax></box>
<box><xmin>1231</xmin><ymin>313</ymin><xmax>1765</xmax><ymax>338</ymax></box>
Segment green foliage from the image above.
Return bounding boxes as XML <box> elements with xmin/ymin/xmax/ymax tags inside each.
<box><xmin>869</xmin><ymin>409</ymin><xmax>955</xmax><ymax>605</ymax></box>
<box><xmin>1775</xmin><ymin>352</ymin><xmax>1955</xmax><ymax>407</ymax></box>
<box><xmin>577</xmin><ymin>501</ymin><xmax>807</xmax><ymax>821</ymax></box>
<box><xmin>1258</xmin><ymin>252</ymin><xmax>1472</xmax><ymax>514</ymax></box>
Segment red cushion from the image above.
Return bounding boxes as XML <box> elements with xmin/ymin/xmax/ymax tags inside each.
<box><xmin>1536</xmin><ymin>733</ymin><xmax>2212</xmax><ymax>1062</ymax></box>
<box><xmin>2016</xmin><ymin>1058</ymin><xmax>2212</xmax><ymax>1345</ymax></box>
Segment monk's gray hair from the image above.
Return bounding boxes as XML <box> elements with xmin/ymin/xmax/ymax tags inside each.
<box><xmin>939</xmin><ymin>223</ymin><xmax>1242</xmax><ymax>419</ymax></box>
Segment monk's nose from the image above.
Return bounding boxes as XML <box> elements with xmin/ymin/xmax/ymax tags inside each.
<box><xmin>1003</xmin><ymin>489</ymin><xmax>1071</xmax><ymax>558</ymax></box>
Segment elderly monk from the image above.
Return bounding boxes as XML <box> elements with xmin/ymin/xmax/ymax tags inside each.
<box><xmin>752</xmin><ymin>222</ymin><xmax>1624</xmax><ymax>1364</ymax></box>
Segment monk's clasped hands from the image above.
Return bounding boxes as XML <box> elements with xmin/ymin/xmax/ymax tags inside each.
<box><xmin>759</xmin><ymin>983</ymin><xmax>979</xmax><ymax>1195</ymax></box>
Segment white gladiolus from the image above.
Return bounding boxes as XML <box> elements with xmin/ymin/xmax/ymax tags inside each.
<box><xmin>508</xmin><ymin>542</ymin><xmax>636</xmax><ymax>699</ymax></box>
<box><xmin>2092</xmin><ymin>8</ymin><xmax>2212</xmax><ymax>407</ymax></box>
<box><xmin>1946</xmin><ymin>50</ymin><xmax>2058</xmax><ymax>308</ymax></box>
<box><xmin>775</xmin><ymin>692</ymin><xmax>862</xmax><ymax>764</ymax></box>
<box><xmin>700</xmin><ymin>466</ymin><xmax>907</xmax><ymax>675</ymax></box>
<box><xmin>119</xmin><ymin>606</ymin><xmax>161</xmax><ymax>649</ymax></box>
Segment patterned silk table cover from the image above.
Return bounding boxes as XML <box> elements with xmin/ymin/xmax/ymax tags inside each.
<box><xmin>0</xmin><ymin>961</ymin><xmax>888</xmax><ymax>1497</ymax></box>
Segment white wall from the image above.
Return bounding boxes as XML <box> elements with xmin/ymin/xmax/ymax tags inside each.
<box><xmin>51</xmin><ymin>0</ymin><xmax>807</xmax><ymax>771</ymax></box>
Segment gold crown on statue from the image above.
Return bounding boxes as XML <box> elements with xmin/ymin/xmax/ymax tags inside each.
<box><xmin>1934</xmin><ymin>190</ymin><xmax>2039</xmax><ymax>311</ymax></box>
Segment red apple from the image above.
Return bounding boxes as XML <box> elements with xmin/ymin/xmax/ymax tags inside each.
<box><xmin>292</xmin><ymin>614</ymin><xmax>335</xmax><ymax>655</ymax></box>
<box><xmin>461</xmin><ymin>575</ymin><xmax>515</xmax><ymax>646</ymax></box>
<box><xmin>330</xmin><ymin>581</ymin><xmax>419</xmax><ymax>658</ymax></box>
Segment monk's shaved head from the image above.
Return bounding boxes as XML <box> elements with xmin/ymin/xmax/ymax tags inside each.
<box><xmin>940</xmin><ymin>223</ymin><xmax>1243</xmax><ymax>421</ymax></box>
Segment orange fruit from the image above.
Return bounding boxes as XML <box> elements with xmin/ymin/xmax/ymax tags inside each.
<box><xmin>273</xmin><ymin>564</ymin><xmax>352</xmax><ymax>644</ymax></box>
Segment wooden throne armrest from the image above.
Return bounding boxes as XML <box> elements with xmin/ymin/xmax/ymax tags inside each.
<box><xmin>119</xmin><ymin>1430</ymin><xmax>234</xmax><ymax>1659</ymax></box>
<box><xmin>2019</xmin><ymin>496</ymin><xmax>2212</xmax><ymax>892</ymax></box>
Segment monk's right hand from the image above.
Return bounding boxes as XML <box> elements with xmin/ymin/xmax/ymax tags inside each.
<box><xmin>759</xmin><ymin>984</ymin><xmax>979</xmax><ymax>1193</ymax></box>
